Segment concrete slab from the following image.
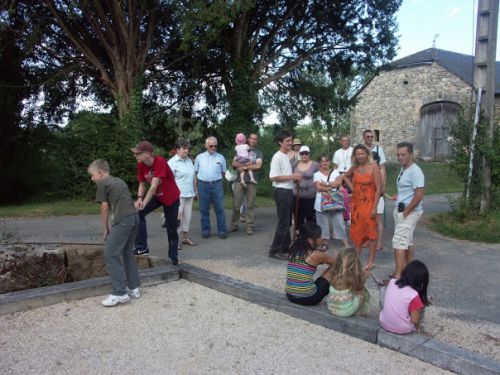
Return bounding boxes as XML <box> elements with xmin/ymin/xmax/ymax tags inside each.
<box><xmin>180</xmin><ymin>263</ymin><xmax>379</xmax><ymax>343</ymax></box>
<box><xmin>378</xmin><ymin>328</ymin><xmax>500</xmax><ymax>375</ymax></box>
<box><xmin>0</xmin><ymin>265</ymin><xmax>179</xmax><ymax>315</ymax></box>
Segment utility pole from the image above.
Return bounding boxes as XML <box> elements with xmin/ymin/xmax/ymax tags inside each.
<box><xmin>473</xmin><ymin>0</ymin><xmax>498</xmax><ymax>213</ymax></box>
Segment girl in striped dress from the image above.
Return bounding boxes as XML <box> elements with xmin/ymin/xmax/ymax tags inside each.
<box><xmin>285</xmin><ymin>222</ymin><xmax>337</xmax><ymax>306</ymax></box>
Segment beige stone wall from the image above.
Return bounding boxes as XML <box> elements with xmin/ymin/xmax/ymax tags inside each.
<box><xmin>351</xmin><ymin>63</ymin><xmax>473</xmax><ymax>162</ymax></box>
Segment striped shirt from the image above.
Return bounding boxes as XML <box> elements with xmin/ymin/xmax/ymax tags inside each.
<box><xmin>285</xmin><ymin>253</ymin><xmax>317</xmax><ymax>297</ymax></box>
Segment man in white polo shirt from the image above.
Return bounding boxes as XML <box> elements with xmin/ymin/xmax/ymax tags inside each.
<box><xmin>332</xmin><ymin>135</ymin><xmax>353</xmax><ymax>174</ymax></box>
<box><xmin>391</xmin><ymin>142</ymin><xmax>425</xmax><ymax>279</ymax></box>
<box><xmin>268</xmin><ymin>130</ymin><xmax>302</xmax><ymax>260</ymax></box>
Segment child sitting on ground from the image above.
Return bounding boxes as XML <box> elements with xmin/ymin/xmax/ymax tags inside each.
<box><xmin>234</xmin><ymin>133</ymin><xmax>257</xmax><ymax>187</ymax></box>
<box><xmin>285</xmin><ymin>222</ymin><xmax>337</xmax><ymax>306</ymax></box>
<box><xmin>379</xmin><ymin>260</ymin><xmax>430</xmax><ymax>334</ymax></box>
<box><xmin>88</xmin><ymin>159</ymin><xmax>141</xmax><ymax>307</ymax></box>
<box><xmin>327</xmin><ymin>248</ymin><xmax>371</xmax><ymax>317</ymax></box>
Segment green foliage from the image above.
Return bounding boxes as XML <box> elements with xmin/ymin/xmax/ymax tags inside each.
<box><xmin>56</xmin><ymin>111</ymin><xmax>136</xmax><ymax>199</ymax></box>
<box><xmin>429</xmin><ymin>210</ymin><xmax>500</xmax><ymax>243</ymax></box>
<box><xmin>385</xmin><ymin>163</ymin><xmax>462</xmax><ymax>196</ymax></box>
<box><xmin>448</xmin><ymin>108</ymin><xmax>500</xmax><ymax>211</ymax></box>
<box><xmin>118</xmin><ymin>75</ymin><xmax>145</xmax><ymax>136</ymax></box>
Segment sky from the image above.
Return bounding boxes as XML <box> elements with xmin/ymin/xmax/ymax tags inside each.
<box><xmin>394</xmin><ymin>0</ymin><xmax>499</xmax><ymax>60</ymax></box>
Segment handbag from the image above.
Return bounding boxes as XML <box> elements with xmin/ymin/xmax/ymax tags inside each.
<box><xmin>320</xmin><ymin>170</ymin><xmax>345</xmax><ymax>212</ymax></box>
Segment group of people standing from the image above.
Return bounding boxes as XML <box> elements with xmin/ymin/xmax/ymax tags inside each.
<box><xmin>88</xmin><ymin>128</ymin><xmax>426</xmax><ymax>322</ymax></box>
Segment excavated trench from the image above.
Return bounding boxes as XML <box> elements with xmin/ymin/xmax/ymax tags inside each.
<box><xmin>0</xmin><ymin>242</ymin><xmax>166</xmax><ymax>294</ymax></box>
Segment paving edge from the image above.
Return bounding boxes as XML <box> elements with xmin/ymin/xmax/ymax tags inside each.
<box><xmin>0</xmin><ymin>266</ymin><xmax>179</xmax><ymax>315</ymax></box>
<box><xmin>180</xmin><ymin>263</ymin><xmax>500</xmax><ymax>375</ymax></box>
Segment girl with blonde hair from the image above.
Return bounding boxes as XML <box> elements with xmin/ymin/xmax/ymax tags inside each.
<box><xmin>327</xmin><ymin>248</ymin><xmax>371</xmax><ymax>317</ymax></box>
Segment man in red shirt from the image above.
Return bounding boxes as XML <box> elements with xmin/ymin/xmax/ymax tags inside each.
<box><xmin>131</xmin><ymin>141</ymin><xmax>180</xmax><ymax>265</ymax></box>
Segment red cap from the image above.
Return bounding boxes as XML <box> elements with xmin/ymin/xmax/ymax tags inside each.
<box><xmin>130</xmin><ymin>141</ymin><xmax>154</xmax><ymax>154</ymax></box>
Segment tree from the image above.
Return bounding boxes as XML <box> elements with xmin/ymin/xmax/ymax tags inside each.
<box><xmin>194</xmin><ymin>0</ymin><xmax>401</xmax><ymax>137</ymax></box>
<box><xmin>7</xmin><ymin>0</ymin><xmax>191</xmax><ymax>134</ymax></box>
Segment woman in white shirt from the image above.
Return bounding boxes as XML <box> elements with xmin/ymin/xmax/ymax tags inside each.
<box><xmin>168</xmin><ymin>139</ymin><xmax>197</xmax><ymax>249</ymax></box>
<box><xmin>313</xmin><ymin>154</ymin><xmax>349</xmax><ymax>250</ymax></box>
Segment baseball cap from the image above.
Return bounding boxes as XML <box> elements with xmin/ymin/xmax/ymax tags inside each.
<box><xmin>130</xmin><ymin>141</ymin><xmax>154</xmax><ymax>154</ymax></box>
<box><xmin>299</xmin><ymin>145</ymin><xmax>310</xmax><ymax>153</ymax></box>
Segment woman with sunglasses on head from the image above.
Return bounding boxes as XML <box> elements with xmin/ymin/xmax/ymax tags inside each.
<box><xmin>292</xmin><ymin>145</ymin><xmax>319</xmax><ymax>234</ymax></box>
<box><xmin>343</xmin><ymin>144</ymin><xmax>381</xmax><ymax>270</ymax></box>
<box><xmin>313</xmin><ymin>154</ymin><xmax>349</xmax><ymax>250</ymax></box>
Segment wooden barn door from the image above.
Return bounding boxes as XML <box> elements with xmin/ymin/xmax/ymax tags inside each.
<box><xmin>419</xmin><ymin>101</ymin><xmax>461</xmax><ymax>161</ymax></box>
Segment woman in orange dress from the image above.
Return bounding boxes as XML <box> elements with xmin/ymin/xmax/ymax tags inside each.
<box><xmin>343</xmin><ymin>144</ymin><xmax>381</xmax><ymax>270</ymax></box>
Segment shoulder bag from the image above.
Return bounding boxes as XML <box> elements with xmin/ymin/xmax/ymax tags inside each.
<box><xmin>320</xmin><ymin>170</ymin><xmax>345</xmax><ymax>212</ymax></box>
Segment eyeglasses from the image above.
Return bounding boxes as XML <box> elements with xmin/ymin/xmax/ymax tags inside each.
<box><xmin>299</xmin><ymin>151</ymin><xmax>309</xmax><ymax>155</ymax></box>
<box><xmin>365</xmin><ymin>136</ymin><xmax>374</xmax><ymax>139</ymax></box>
<box><xmin>208</xmin><ymin>145</ymin><xmax>217</xmax><ymax>148</ymax></box>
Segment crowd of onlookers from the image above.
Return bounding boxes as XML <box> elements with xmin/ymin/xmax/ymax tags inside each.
<box><xmin>87</xmin><ymin>128</ymin><xmax>429</xmax><ymax>335</ymax></box>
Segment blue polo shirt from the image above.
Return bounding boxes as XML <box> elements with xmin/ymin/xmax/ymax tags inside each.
<box><xmin>194</xmin><ymin>151</ymin><xmax>226</xmax><ymax>182</ymax></box>
<box><xmin>396</xmin><ymin>163</ymin><xmax>425</xmax><ymax>212</ymax></box>
<box><xmin>168</xmin><ymin>155</ymin><xmax>196</xmax><ymax>198</ymax></box>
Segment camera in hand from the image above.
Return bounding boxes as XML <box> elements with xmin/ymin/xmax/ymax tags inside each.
<box><xmin>398</xmin><ymin>202</ymin><xmax>405</xmax><ymax>212</ymax></box>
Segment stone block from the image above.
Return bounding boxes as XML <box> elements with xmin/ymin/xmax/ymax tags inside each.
<box><xmin>0</xmin><ymin>244</ymin><xmax>66</xmax><ymax>293</ymax></box>
<box><xmin>378</xmin><ymin>328</ymin><xmax>500</xmax><ymax>375</ymax></box>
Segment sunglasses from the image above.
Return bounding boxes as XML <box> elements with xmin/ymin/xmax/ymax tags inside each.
<box><xmin>397</xmin><ymin>171</ymin><xmax>404</xmax><ymax>183</ymax></box>
<box><xmin>365</xmin><ymin>136</ymin><xmax>374</xmax><ymax>138</ymax></box>
<box><xmin>299</xmin><ymin>151</ymin><xmax>309</xmax><ymax>155</ymax></box>
<box><xmin>208</xmin><ymin>145</ymin><xmax>217</xmax><ymax>148</ymax></box>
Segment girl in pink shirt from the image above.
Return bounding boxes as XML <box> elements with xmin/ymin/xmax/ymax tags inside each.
<box><xmin>379</xmin><ymin>260</ymin><xmax>430</xmax><ymax>334</ymax></box>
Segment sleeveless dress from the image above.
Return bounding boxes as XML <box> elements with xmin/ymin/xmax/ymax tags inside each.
<box><xmin>349</xmin><ymin>170</ymin><xmax>377</xmax><ymax>247</ymax></box>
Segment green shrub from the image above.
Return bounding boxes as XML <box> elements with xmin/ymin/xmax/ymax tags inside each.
<box><xmin>55</xmin><ymin>111</ymin><xmax>137</xmax><ymax>199</ymax></box>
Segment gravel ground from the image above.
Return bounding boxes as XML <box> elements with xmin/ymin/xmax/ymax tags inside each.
<box><xmin>185</xmin><ymin>257</ymin><xmax>500</xmax><ymax>362</ymax></box>
<box><xmin>0</xmin><ymin>280</ymin><xmax>450</xmax><ymax>375</ymax></box>
<box><xmin>1</xmin><ymin>194</ymin><xmax>499</xmax><ymax>364</ymax></box>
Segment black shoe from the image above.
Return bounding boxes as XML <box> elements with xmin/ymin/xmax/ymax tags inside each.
<box><xmin>218</xmin><ymin>233</ymin><xmax>228</xmax><ymax>239</ymax></box>
<box><xmin>202</xmin><ymin>231</ymin><xmax>210</xmax><ymax>239</ymax></box>
<box><xmin>134</xmin><ymin>248</ymin><xmax>150</xmax><ymax>256</ymax></box>
<box><xmin>269</xmin><ymin>252</ymin><xmax>288</xmax><ymax>261</ymax></box>
<box><xmin>171</xmin><ymin>259</ymin><xmax>179</xmax><ymax>266</ymax></box>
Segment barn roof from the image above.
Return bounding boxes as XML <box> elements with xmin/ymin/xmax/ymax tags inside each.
<box><xmin>388</xmin><ymin>48</ymin><xmax>500</xmax><ymax>94</ymax></box>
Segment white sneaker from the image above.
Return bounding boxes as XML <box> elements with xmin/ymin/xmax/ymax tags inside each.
<box><xmin>101</xmin><ymin>294</ymin><xmax>130</xmax><ymax>307</ymax></box>
<box><xmin>129</xmin><ymin>288</ymin><xmax>141</xmax><ymax>299</ymax></box>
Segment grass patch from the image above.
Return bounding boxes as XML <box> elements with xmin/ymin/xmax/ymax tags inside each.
<box><xmin>0</xmin><ymin>200</ymin><xmax>100</xmax><ymax>218</ymax></box>
<box><xmin>429</xmin><ymin>210</ymin><xmax>500</xmax><ymax>243</ymax></box>
<box><xmin>385</xmin><ymin>162</ymin><xmax>462</xmax><ymax>195</ymax></box>
<box><xmin>0</xmin><ymin>195</ymin><xmax>276</xmax><ymax>218</ymax></box>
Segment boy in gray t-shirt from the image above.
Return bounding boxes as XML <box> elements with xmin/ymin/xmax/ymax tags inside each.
<box><xmin>88</xmin><ymin>159</ymin><xmax>141</xmax><ymax>307</ymax></box>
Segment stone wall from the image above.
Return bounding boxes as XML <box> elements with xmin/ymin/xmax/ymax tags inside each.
<box><xmin>351</xmin><ymin>63</ymin><xmax>474</xmax><ymax>162</ymax></box>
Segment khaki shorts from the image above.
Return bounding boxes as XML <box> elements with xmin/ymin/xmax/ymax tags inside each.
<box><xmin>392</xmin><ymin>208</ymin><xmax>422</xmax><ymax>250</ymax></box>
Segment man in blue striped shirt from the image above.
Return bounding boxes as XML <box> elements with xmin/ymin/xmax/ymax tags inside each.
<box><xmin>194</xmin><ymin>136</ymin><xmax>228</xmax><ymax>239</ymax></box>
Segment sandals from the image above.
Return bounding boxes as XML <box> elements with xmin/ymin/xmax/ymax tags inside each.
<box><xmin>182</xmin><ymin>238</ymin><xmax>196</xmax><ymax>246</ymax></box>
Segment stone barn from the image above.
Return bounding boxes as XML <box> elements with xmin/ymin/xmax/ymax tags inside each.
<box><xmin>350</xmin><ymin>48</ymin><xmax>500</xmax><ymax>162</ymax></box>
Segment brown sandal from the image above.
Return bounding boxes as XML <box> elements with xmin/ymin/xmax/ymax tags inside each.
<box><xmin>182</xmin><ymin>238</ymin><xmax>196</xmax><ymax>246</ymax></box>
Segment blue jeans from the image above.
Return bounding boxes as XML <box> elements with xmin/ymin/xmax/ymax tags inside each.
<box><xmin>198</xmin><ymin>180</ymin><xmax>227</xmax><ymax>235</ymax></box>
<box><xmin>135</xmin><ymin>196</ymin><xmax>179</xmax><ymax>262</ymax></box>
